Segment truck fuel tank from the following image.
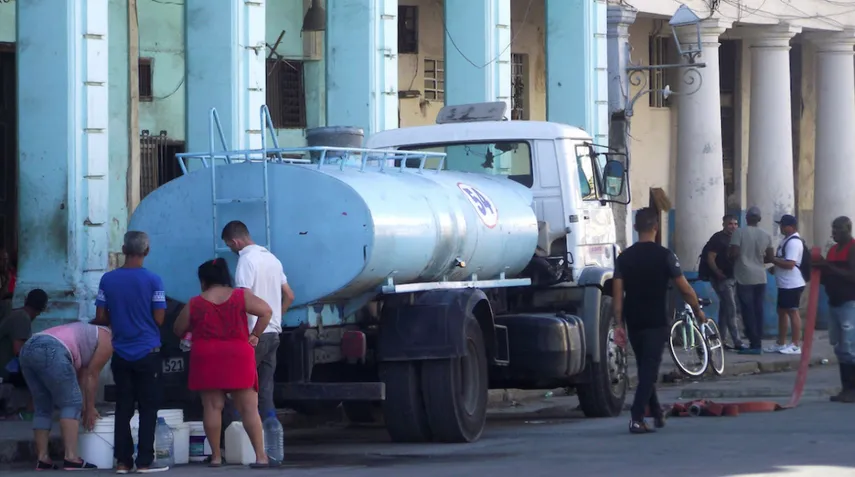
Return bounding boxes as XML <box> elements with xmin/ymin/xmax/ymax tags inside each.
<box><xmin>129</xmin><ymin>151</ymin><xmax>539</xmax><ymax>307</ymax></box>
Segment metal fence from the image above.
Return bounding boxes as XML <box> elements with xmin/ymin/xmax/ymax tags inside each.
<box><xmin>140</xmin><ymin>130</ymin><xmax>184</xmax><ymax>199</ymax></box>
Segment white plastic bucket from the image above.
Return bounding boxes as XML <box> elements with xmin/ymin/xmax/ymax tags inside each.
<box><xmin>78</xmin><ymin>415</ymin><xmax>116</xmax><ymax>469</ymax></box>
<box><xmin>173</xmin><ymin>423</ymin><xmax>190</xmax><ymax>465</ymax></box>
<box><xmin>187</xmin><ymin>421</ymin><xmax>212</xmax><ymax>463</ymax></box>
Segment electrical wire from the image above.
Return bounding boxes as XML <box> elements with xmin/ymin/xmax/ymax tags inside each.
<box><xmin>435</xmin><ymin>0</ymin><xmax>535</xmax><ymax>70</ymax></box>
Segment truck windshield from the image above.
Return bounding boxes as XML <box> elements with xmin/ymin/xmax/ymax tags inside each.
<box><xmin>398</xmin><ymin>141</ymin><xmax>534</xmax><ymax>188</ymax></box>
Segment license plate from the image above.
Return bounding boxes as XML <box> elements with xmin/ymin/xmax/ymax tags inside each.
<box><xmin>162</xmin><ymin>357</ymin><xmax>185</xmax><ymax>374</ymax></box>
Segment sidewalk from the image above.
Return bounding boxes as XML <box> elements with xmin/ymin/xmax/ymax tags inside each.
<box><xmin>0</xmin><ymin>332</ymin><xmax>837</xmax><ymax>464</ymax></box>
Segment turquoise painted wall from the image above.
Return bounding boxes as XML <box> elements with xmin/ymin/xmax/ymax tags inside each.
<box><xmin>0</xmin><ymin>2</ymin><xmax>13</xmax><ymax>42</ymax></box>
<box><xmin>138</xmin><ymin>0</ymin><xmax>186</xmax><ymax>139</ymax></box>
<box><xmin>108</xmin><ymin>0</ymin><xmax>130</xmax><ymax>254</ymax></box>
<box><xmin>135</xmin><ymin>0</ymin><xmax>323</xmax><ymax>147</ymax></box>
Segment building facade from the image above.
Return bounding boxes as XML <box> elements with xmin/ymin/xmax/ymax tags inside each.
<box><xmin>611</xmin><ymin>0</ymin><xmax>855</xmax><ymax>332</ymax></box>
<box><xmin>0</xmin><ymin>0</ymin><xmax>606</xmax><ymax>325</ymax></box>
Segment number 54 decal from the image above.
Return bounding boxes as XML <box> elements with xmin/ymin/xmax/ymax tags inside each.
<box><xmin>457</xmin><ymin>183</ymin><xmax>499</xmax><ymax>228</ymax></box>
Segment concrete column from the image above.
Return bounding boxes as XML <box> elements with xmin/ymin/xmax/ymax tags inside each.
<box><xmin>326</xmin><ymin>0</ymin><xmax>398</xmax><ymax>136</ymax></box>
<box><xmin>444</xmin><ymin>0</ymin><xmax>511</xmax><ymax>112</ymax></box>
<box><xmin>674</xmin><ymin>19</ymin><xmax>732</xmax><ymax>269</ymax></box>
<box><xmin>545</xmin><ymin>0</ymin><xmax>591</xmax><ymax>130</ymax></box>
<box><xmin>746</xmin><ymin>24</ymin><xmax>801</xmax><ymax>239</ymax></box>
<box><xmin>16</xmin><ymin>0</ymin><xmax>110</xmax><ymax>322</ymax></box>
<box><xmin>808</xmin><ymin>31</ymin><xmax>855</xmax><ymax>251</ymax></box>
<box><xmin>606</xmin><ymin>4</ymin><xmax>637</xmax><ymax>250</ymax></box>
<box><xmin>185</xmin><ymin>0</ymin><xmax>266</xmax><ymax>153</ymax></box>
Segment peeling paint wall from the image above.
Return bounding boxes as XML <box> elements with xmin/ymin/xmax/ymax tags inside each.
<box><xmin>138</xmin><ymin>0</ymin><xmax>186</xmax><ymax>139</ymax></box>
<box><xmin>398</xmin><ymin>0</ymin><xmax>547</xmax><ymax>127</ymax></box>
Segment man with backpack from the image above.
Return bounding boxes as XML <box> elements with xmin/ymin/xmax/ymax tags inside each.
<box><xmin>699</xmin><ymin>215</ymin><xmax>744</xmax><ymax>350</ymax></box>
<box><xmin>767</xmin><ymin>214</ymin><xmax>809</xmax><ymax>355</ymax></box>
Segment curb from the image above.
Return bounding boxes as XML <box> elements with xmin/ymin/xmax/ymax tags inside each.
<box><xmin>679</xmin><ymin>387</ymin><xmax>839</xmax><ymax>399</ymax></box>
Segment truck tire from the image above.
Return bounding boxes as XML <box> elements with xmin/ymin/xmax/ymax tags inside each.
<box><xmin>420</xmin><ymin>314</ymin><xmax>488</xmax><ymax>443</ymax></box>
<box><xmin>577</xmin><ymin>295</ymin><xmax>627</xmax><ymax>418</ymax></box>
<box><xmin>380</xmin><ymin>361</ymin><xmax>432</xmax><ymax>442</ymax></box>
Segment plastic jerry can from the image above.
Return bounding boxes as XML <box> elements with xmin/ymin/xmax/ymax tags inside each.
<box><xmin>224</xmin><ymin>422</ymin><xmax>255</xmax><ymax>465</ymax></box>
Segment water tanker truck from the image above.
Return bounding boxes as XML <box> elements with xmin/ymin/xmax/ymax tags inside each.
<box><xmin>105</xmin><ymin>102</ymin><xmax>632</xmax><ymax>443</ymax></box>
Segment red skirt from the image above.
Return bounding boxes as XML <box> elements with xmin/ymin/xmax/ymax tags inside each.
<box><xmin>188</xmin><ymin>338</ymin><xmax>258</xmax><ymax>392</ymax></box>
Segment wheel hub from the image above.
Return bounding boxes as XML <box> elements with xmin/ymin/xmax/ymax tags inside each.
<box><xmin>607</xmin><ymin>326</ymin><xmax>628</xmax><ymax>395</ymax></box>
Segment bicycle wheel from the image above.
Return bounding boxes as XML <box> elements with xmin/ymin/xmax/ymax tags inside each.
<box><xmin>703</xmin><ymin>320</ymin><xmax>725</xmax><ymax>376</ymax></box>
<box><xmin>669</xmin><ymin>319</ymin><xmax>709</xmax><ymax>377</ymax></box>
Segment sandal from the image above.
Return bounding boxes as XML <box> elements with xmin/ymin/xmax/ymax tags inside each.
<box><xmin>204</xmin><ymin>456</ymin><xmax>223</xmax><ymax>468</ymax></box>
<box><xmin>250</xmin><ymin>459</ymin><xmax>281</xmax><ymax>469</ymax></box>
<box><xmin>63</xmin><ymin>458</ymin><xmax>97</xmax><ymax>470</ymax></box>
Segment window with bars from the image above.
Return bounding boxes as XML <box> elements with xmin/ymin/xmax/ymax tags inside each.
<box><xmin>511</xmin><ymin>53</ymin><xmax>527</xmax><ymax>120</ymax></box>
<box><xmin>648</xmin><ymin>36</ymin><xmax>672</xmax><ymax>108</ymax></box>
<box><xmin>398</xmin><ymin>5</ymin><xmax>418</xmax><ymax>54</ymax></box>
<box><xmin>266</xmin><ymin>59</ymin><xmax>307</xmax><ymax>129</ymax></box>
<box><xmin>424</xmin><ymin>59</ymin><xmax>444</xmax><ymax>101</ymax></box>
<box><xmin>139</xmin><ymin>57</ymin><xmax>153</xmax><ymax>102</ymax></box>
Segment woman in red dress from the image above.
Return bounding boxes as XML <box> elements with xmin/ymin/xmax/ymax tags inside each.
<box><xmin>173</xmin><ymin>258</ymin><xmax>274</xmax><ymax>468</ymax></box>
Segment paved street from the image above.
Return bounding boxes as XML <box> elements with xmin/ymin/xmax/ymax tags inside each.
<box><xmin>2</xmin><ymin>366</ymin><xmax>852</xmax><ymax>477</ymax></box>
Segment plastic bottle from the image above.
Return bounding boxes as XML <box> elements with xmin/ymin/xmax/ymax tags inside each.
<box><xmin>262</xmin><ymin>411</ymin><xmax>284</xmax><ymax>462</ymax></box>
<box><xmin>179</xmin><ymin>332</ymin><xmax>193</xmax><ymax>352</ymax></box>
<box><xmin>154</xmin><ymin>417</ymin><xmax>175</xmax><ymax>468</ymax></box>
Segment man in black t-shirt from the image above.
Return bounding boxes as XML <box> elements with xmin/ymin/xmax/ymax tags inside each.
<box><xmin>613</xmin><ymin>207</ymin><xmax>706</xmax><ymax>434</ymax></box>
<box><xmin>703</xmin><ymin>215</ymin><xmax>744</xmax><ymax>350</ymax></box>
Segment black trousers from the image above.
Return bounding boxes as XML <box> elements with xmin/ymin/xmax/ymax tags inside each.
<box><xmin>112</xmin><ymin>352</ymin><xmax>161</xmax><ymax>468</ymax></box>
<box><xmin>628</xmin><ymin>326</ymin><xmax>669</xmax><ymax>422</ymax></box>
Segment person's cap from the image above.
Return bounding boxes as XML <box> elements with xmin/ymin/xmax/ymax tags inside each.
<box><xmin>776</xmin><ymin>214</ymin><xmax>797</xmax><ymax>227</ymax></box>
<box><xmin>746</xmin><ymin>206</ymin><xmax>762</xmax><ymax>219</ymax></box>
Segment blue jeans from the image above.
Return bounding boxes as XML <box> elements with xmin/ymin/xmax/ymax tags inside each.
<box><xmin>737</xmin><ymin>283</ymin><xmax>766</xmax><ymax>349</ymax></box>
<box><xmin>712</xmin><ymin>277</ymin><xmax>743</xmax><ymax>347</ymax></box>
<box><xmin>829</xmin><ymin>301</ymin><xmax>855</xmax><ymax>365</ymax></box>
<box><xmin>19</xmin><ymin>335</ymin><xmax>82</xmax><ymax>430</ymax></box>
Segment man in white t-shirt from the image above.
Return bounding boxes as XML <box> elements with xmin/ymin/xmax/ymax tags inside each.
<box><xmin>768</xmin><ymin>214</ymin><xmax>805</xmax><ymax>355</ymax></box>
<box><xmin>222</xmin><ymin>221</ymin><xmax>295</xmax><ymax>416</ymax></box>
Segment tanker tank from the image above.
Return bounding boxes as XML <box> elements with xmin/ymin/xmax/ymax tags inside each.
<box><xmin>129</xmin><ymin>155</ymin><xmax>539</xmax><ymax>308</ymax></box>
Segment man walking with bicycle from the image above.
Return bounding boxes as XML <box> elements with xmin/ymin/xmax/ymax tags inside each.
<box><xmin>613</xmin><ymin>207</ymin><xmax>706</xmax><ymax>434</ymax></box>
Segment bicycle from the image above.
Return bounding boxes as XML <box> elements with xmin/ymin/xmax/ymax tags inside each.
<box><xmin>668</xmin><ymin>297</ymin><xmax>725</xmax><ymax>377</ymax></box>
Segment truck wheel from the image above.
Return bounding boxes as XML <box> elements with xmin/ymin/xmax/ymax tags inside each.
<box><xmin>420</xmin><ymin>314</ymin><xmax>488</xmax><ymax>443</ymax></box>
<box><xmin>577</xmin><ymin>295</ymin><xmax>628</xmax><ymax>417</ymax></box>
<box><xmin>343</xmin><ymin>401</ymin><xmax>384</xmax><ymax>425</ymax></box>
<box><xmin>380</xmin><ymin>361</ymin><xmax>432</xmax><ymax>442</ymax></box>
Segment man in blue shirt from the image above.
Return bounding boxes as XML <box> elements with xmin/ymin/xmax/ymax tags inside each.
<box><xmin>92</xmin><ymin>231</ymin><xmax>168</xmax><ymax>473</ymax></box>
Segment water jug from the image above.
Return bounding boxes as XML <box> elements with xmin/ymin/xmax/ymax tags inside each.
<box><xmin>154</xmin><ymin>417</ymin><xmax>175</xmax><ymax>468</ymax></box>
<box><xmin>262</xmin><ymin>412</ymin><xmax>284</xmax><ymax>462</ymax></box>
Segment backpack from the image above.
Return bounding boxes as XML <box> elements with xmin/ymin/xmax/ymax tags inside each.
<box><xmin>780</xmin><ymin>235</ymin><xmax>811</xmax><ymax>282</ymax></box>
<box><xmin>697</xmin><ymin>241</ymin><xmax>713</xmax><ymax>282</ymax></box>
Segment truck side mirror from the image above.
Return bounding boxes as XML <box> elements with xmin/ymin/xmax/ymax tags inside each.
<box><xmin>602</xmin><ymin>160</ymin><xmax>625</xmax><ymax>197</ymax></box>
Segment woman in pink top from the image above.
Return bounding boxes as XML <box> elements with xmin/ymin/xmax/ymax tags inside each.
<box><xmin>18</xmin><ymin>321</ymin><xmax>113</xmax><ymax>471</ymax></box>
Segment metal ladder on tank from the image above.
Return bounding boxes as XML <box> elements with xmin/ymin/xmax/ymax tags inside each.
<box><xmin>205</xmin><ymin>106</ymin><xmax>284</xmax><ymax>257</ymax></box>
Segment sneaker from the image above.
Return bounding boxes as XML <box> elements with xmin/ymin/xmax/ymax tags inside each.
<box><xmin>629</xmin><ymin>419</ymin><xmax>655</xmax><ymax>434</ymax></box>
<box><xmin>779</xmin><ymin>344</ymin><xmax>802</xmax><ymax>355</ymax></box>
<box><xmin>738</xmin><ymin>348</ymin><xmax>762</xmax><ymax>355</ymax></box>
<box><xmin>36</xmin><ymin>460</ymin><xmax>58</xmax><ymax>471</ymax></box>
<box><xmin>764</xmin><ymin>343</ymin><xmax>787</xmax><ymax>353</ymax></box>
<box><xmin>136</xmin><ymin>465</ymin><xmax>169</xmax><ymax>473</ymax></box>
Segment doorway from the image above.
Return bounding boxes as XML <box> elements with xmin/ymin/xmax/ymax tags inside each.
<box><xmin>0</xmin><ymin>43</ymin><xmax>16</xmax><ymax>265</ymax></box>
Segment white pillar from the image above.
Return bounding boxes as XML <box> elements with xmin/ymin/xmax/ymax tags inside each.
<box><xmin>185</xmin><ymin>0</ymin><xmax>266</xmax><ymax>153</ymax></box>
<box><xmin>808</xmin><ymin>31</ymin><xmax>855</xmax><ymax>250</ymax></box>
<box><xmin>444</xmin><ymin>0</ymin><xmax>511</xmax><ymax>111</ymax></box>
<box><xmin>675</xmin><ymin>19</ymin><xmax>732</xmax><ymax>269</ymax></box>
<box><xmin>16</xmin><ymin>0</ymin><xmax>110</xmax><ymax>322</ymax></box>
<box><xmin>606</xmin><ymin>5</ymin><xmax>637</xmax><ymax>249</ymax></box>
<box><xmin>326</xmin><ymin>0</ymin><xmax>399</xmax><ymax>136</ymax></box>
<box><xmin>746</xmin><ymin>24</ymin><xmax>801</xmax><ymax>239</ymax></box>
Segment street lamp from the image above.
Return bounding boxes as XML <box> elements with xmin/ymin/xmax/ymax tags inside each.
<box><xmin>624</xmin><ymin>4</ymin><xmax>707</xmax><ymax>118</ymax></box>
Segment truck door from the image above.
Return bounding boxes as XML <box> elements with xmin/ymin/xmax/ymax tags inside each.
<box><xmin>566</xmin><ymin>140</ymin><xmax>617</xmax><ymax>272</ymax></box>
